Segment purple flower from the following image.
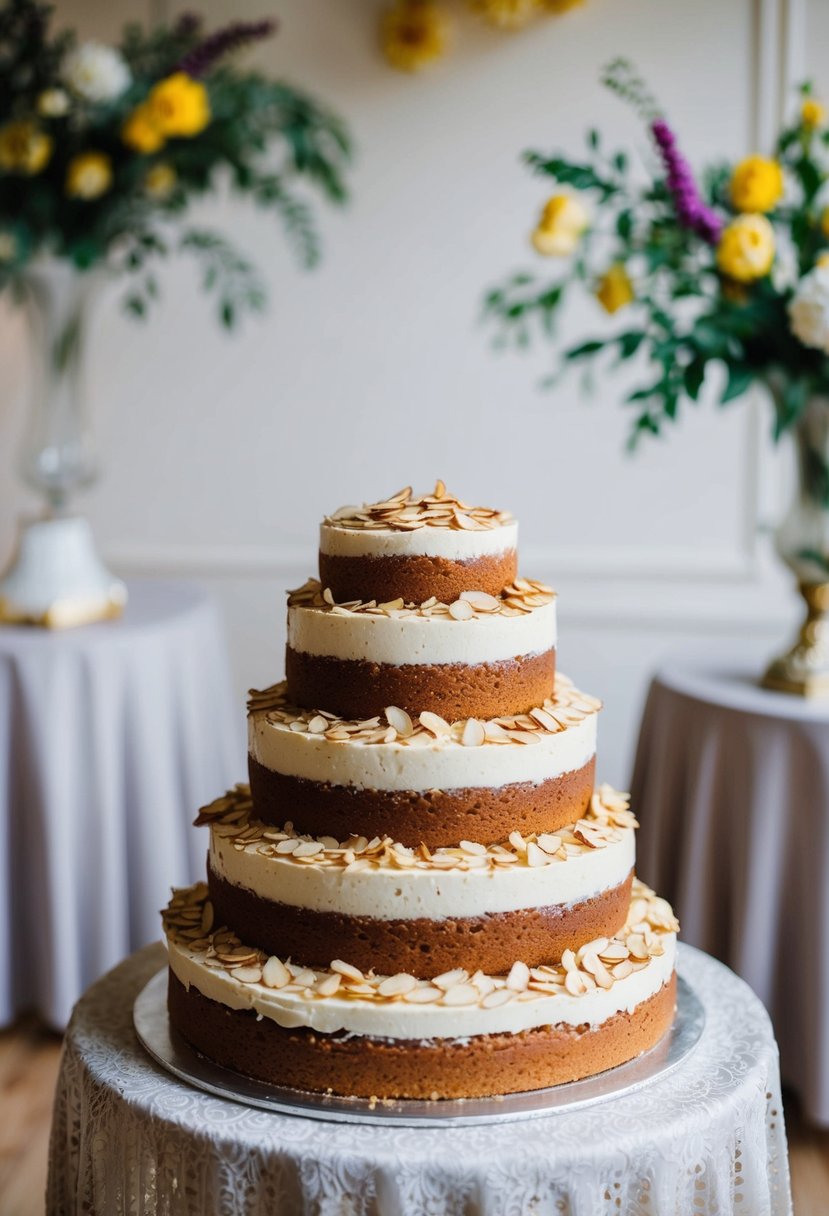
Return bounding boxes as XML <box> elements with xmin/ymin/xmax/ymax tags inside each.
<box><xmin>174</xmin><ymin>19</ymin><xmax>277</xmax><ymax>78</ymax></box>
<box><xmin>651</xmin><ymin>118</ymin><xmax>722</xmax><ymax>245</ymax></box>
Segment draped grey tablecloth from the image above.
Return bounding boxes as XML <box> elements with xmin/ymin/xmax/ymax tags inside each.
<box><xmin>633</xmin><ymin>658</ymin><xmax>829</xmax><ymax>1125</ymax></box>
<box><xmin>46</xmin><ymin>942</ymin><xmax>791</xmax><ymax>1216</ymax></box>
<box><xmin>0</xmin><ymin>580</ymin><xmax>244</xmax><ymax>1028</ymax></box>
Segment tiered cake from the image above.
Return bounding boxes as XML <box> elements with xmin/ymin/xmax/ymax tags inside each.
<box><xmin>163</xmin><ymin>485</ymin><xmax>679</xmax><ymax>1100</ymax></box>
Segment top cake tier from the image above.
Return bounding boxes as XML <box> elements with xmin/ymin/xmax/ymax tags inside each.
<box><xmin>319</xmin><ymin>484</ymin><xmax>518</xmax><ymax>603</ymax></box>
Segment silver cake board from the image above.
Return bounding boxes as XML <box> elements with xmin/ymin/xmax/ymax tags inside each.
<box><xmin>133</xmin><ymin>968</ymin><xmax>704</xmax><ymax>1127</ymax></box>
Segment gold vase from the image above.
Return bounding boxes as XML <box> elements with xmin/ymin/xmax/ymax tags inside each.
<box><xmin>762</xmin><ymin>394</ymin><xmax>829</xmax><ymax>696</ymax></box>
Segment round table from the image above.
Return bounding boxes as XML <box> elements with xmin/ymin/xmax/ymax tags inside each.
<box><xmin>47</xmin><ymin>942</ymin><xmax>792</xmax><ymax>1216</ymax></box>
<box><xmin>0</xmin><ymin>580</ymin><xmax>244</xmax><ymax>1029</ymax></box>
<box><xmin>632</xmin><ymin>656</ymin><xmax>829</xmax><ymax>1126</ymax></box>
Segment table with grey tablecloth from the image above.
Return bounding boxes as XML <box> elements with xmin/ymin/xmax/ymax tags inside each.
<box><xmin>0</xmin><ymin>579</ymin><xmax>244</xmax><ymax>1028</ymax></box>
<box><xmin>632</xmin><ymin>655</ymin><xmax>829</xmax><ymax>1124</ymax></box>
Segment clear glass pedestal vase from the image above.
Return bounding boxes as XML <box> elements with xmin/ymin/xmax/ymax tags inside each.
<box><xmin>763</xmin><ymin>395</ymin><xmax>829</xmax><ymax>695</ymax></box>
<box><xmin>0</xmin><ymin>259</ymin><xmax>126</xmax><ymax>627</ymax></box>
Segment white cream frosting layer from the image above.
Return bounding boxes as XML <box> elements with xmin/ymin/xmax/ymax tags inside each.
<box><xmin>287</xmin><ymin>601</ymin><xmax>556</xmax><ymax>666</ymax></box>
<box><xmin>248</xmin><ymin>707</ymin><xmax>597</xmax><ymax>791</ymax></box>
<box><xmin>167</xmin><ymin>934</ymin><xmax>675</xmax><ymax>1038</ymax></box>
<box><xmin>320</xmin><ymin>520</ymin><xmax>519</xmax><ymax>562</ymax></box>
<box><xmin>208</xmin><ymin>826</ymin><xmax>634</xmax><ymax>919</ymax></box>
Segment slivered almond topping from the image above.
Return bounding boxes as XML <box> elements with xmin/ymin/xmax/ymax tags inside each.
<box><xmin>315</xmin><ymin>973</ymin><xmax>342</xmax><ymax>997</ymax></box>
<box><xmin>459</xmin><ymin>839</ymin><xmax>487</xmax><ymax>856</ymax></box>
<box><xmin>448</xmin><ymin>598</ymin><xmax>476</xmax><ymax>621</ymax></box>
<box><xmin>331</xmin><ymin>959</ymin><xmax>365</xmax><ymax>982</ymax></box>
<box><xmin>461</xmin><ymin>718</ymin><xmax>486</xmax><ymax>747</ymax></box>
<box><xmin>323</xmin><ymin>487</ymin><xmax>513</xmax><ymax>533</ymax></box>
<box><xmin>481</xmin><ymin>988</ymin><xmax>515</xmax><ymax>1009</ymax></box>
<box><xmin>377</xmin><ymin>973</ymin><xmax>418</xmax><ymax>997</ymax></box>
<box><xmin>441</xmin><ymin>983</ymin><xmax>480</xmax><ymax>1005</ymax></box>
<box><xmin>404</xmin><ymin>985</ymin><xmax>443</xmax><ymax>1004</ymax></box>
<box><xmin>418</xmin><ymin>711</ymin><xmax>452</xmax><ymax>738</ymax></box>
<box><xmin>262</xmin><ymin>957</ymin><xmax>291</xmax><ymax>989</ymax></box>
<box><xmin>231</xmin><ymin>965</ymin><xmax>263</xmax><ymax>984</ymax></box>
<box><xmin>506</xmin><ymin>961</ymin><xmax>530</xmax><ymax>992</ymax></box>
<box><xmin>384</xmin><ymin>705</ymin><xmax>413</xmax><ymax>737</ymax></box>
<box><xmin>432</xmin><ymin>968</ymin><xmax>468</xmax><ymax>991</ymax></box>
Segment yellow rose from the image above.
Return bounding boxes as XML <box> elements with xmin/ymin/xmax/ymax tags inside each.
<box><xmin>802</xmin><ymin>98</ymin><xmax>825</xmax><ymax>129</ymax></box>
<box><xmin>66</xmin><ymin>152</ymin><xmax>112</xmax><ymax>200</ymax></box>
<box><xmin>145</xmin><ymin>162</ymin><xmax>176</xmax><ymax>199</ymax></box>
<box><xmin>122</xmin><ymin>103</ymin><xmax>165</xmax><ymax>154</ymax></box>
<box><xmin>531</xmin><ymin>194</ymin><xmax>588</xmax><ymax>256</ymax></box>
<box><xmin>817</xmin><ymin>253</ymin><xmax>829</xmax><ymax>270</ymax></box>
<box><xmin>147</xmin><ymin>73</ymin><xmax>211</xmax><ymax>138</ymax></box>
<box><xmin>716</xmin><ymin>214</ymin><xmax>775</xmax><ymax>282</ymax></box>
<box><xmin>0</xmin><ymin>121</ymin><xmax>53</xmax><ymax>175</ymax></box>
<box><xmin>381</xmin><ymin>1</ymin><xmax>450</xmax><ymax>72</ymax></box>
<box><xmin>730</xmin><ymin>155</ymin><xmax>784</xmax><ymax>213</ymax></box>
<box><xmin>596</xmin><ymin>264</ymin><xmax>634</xmax><ymax>314</ymax></box>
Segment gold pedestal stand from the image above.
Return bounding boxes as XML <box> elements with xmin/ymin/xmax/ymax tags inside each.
<box><xmin>762</xmin><ymin>582</ymin><xmax>829</xmax><ymax>696</ymax></box>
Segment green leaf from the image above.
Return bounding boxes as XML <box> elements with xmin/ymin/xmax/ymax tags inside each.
<box><xmin>720</xmin><ymin>363</ymin><xmax>754</xmax><ymax>404</ymax></box>
<box><xmin>565</xmin><ymin>339</ymin><xmax>605</xmax><ymax>360</ymax></box>
<box><xmin>683</xmin><ymin>358</ymin><xmax>707</xmax><ymax>401</ymax></box>
<box><xmin>618</xmin><ymin>330</ymin><xmax>646</xmax><ymax>359</ymax></box>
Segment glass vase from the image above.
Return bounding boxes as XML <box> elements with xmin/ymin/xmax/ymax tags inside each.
<box><xmin>0</xmin><ymin>258</ymin><xmax>126</xmax><ymax>627</ymax></box>
<box><xmin>763</xmin><ymin>393</ymin><xmax>829</xmax><ymax>695</ymax></box>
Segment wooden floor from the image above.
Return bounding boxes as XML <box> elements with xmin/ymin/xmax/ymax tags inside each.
<box><xmin>0</xmin><ymin>1018</ymin><xmax>826</xmax><ymax>1214</ymax></box>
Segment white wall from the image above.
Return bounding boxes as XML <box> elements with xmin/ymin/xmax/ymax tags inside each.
<box><xmin>0</xmin><ymin>0</ymin><xmax>815</xmax><ymax>785</ymax></box>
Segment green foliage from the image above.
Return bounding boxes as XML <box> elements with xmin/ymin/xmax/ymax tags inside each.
<box><xmin>0</xmin><ymin>3</ymin><xmax>353</xmax><ymax>328</ymax></box>
<box><xmin>484</xmin><ymin>65</ymin><xmax>829</xmax><ymax>445</ymax></box>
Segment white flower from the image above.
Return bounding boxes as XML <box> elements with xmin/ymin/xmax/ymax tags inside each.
<box><xmin>37</xmin><ymin>88</ymin><xmax>70</xmax><ymax>117</ymax></box>
<box><xmin>789</xmin><ymin>265</ymin><xmax>829</xmax><ymax>354</ymax></box>
<box><xmin>64</xmin><ymin>42</ymin><xmax>131</xmax><ymax>103</ymax></box>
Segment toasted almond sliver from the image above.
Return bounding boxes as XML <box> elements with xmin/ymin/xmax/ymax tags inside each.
<box><xmin>460</xmin><ymin>589</ymin><xmax>501</xmax><ymax>611</ymax></box>
<box><xmin>526</xmin><ymin>842</ymin><xmax>549</xmax><ymax>868</ymax></box>
<box><xmin>377</xmin><ymin>973</ymin><xmax>418</xmax><ymax>998</ymax></box>
<box><xmin>262</xmin><ymin>956</ymin><xmax>291</xmax><ymax>989</ymax></box>
<box><xmin>536</xmin><ymin>833</ymin><xmax>562</xmax><ymax>855</ymax></box>
<box><xmin>419</xmin><ymin>711</ymin><xmax>452</xmax><ymax>738</ymax></box>
<box><xmin>481</xmin><ymin>988</ymin><xmax>515</xmax><ymax>1009</ymax></box>
<box><xmin>441</xmin><ymin>983</ymin><xmax>480</xmax><ymax>1006</ymax></box>
<box><xmin>330</xmin><ymin>959</ymin><xmax>365</xmax><ymax>982</ymax></box>
<box><xmin>432</xmin><ymin>967</ymin><xmax>468</xmax><ymax>991</ymax></box>
<box><xmin>404</xmin><ymin>985</ymin><xmax>443</xmax><ymax>1004</ymax></box>
<box><xmin>448</xmin><ymin>598</ymin><xmax>476</xmax><ymax>621</ymax></box>
<box><xmin>506</xmin><ymin>961</ymin><xmax>530</xmax><ymax>992</ymax></box>
<box><xmin>461</xmin><ymin>718</ymin><xmax>486</xmax><ymax>748</ymax></box>
<box><xmin>385</xmin><ymin>705</ymin><xmax>414</xmax><ymax>737</ymax></box>
<box><xmin>230</xmin><ymin>965</ymin><xmax>263</xmax><ymax>984</ymax></box>
<box><xmin>315</xmin><ymin>973</ymin><xmax>342</xmax><ymax>997</ymax></box>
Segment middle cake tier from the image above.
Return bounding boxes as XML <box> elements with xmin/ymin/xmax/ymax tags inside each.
<box><xmin>248</xmin><ymin>673</ymin><xmax>600</xmax><ymax>848</ymax></box>
<box><xmin>284</xmin><ymin>578</ymin><xmax>556</xmax><ymax>720</ymax></box>
<box><xmin>197</xmin><ymin>783</ymin><xmax>637</xmax><ymax>978</ymax></box>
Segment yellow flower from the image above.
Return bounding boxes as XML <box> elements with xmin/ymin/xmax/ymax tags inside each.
<box><xmin>144</xmin><ymin>162</ymin><xmax>177</xmax><ymax>199</ymax></box>
<box><xmin>729</xmin><ymin>155</ymin><xmax>784</xmax><ymax>213</ymax></box>
<box><xmin>122</xmin><ymin>103</ymin><xmax>165</xmax><ymax>154</ymax></box>
<box><xmin>531</xmin><ymin>193</ymin><xmax>588</xmax><ymax>256</ymax></box>
<box><xmin>0</xmin><ymin>121</ymin><xmax>53</xmax><ymax>175</ymax></box>
<box><xmin>716</xmin><ymin>214</ymin><xmax>775</xmax><ymax>282</ymax></box>
<box><xmin>66</xmin><ymin>152</ymin><xmax>112</xmax><ymax>200</ymax></box>
<box><xmin>381</xmin><ymin>1</ymin><xmax>450</xmax><ymax>72</ymax></box>
<box><xmin>802</xmin><ymin>98</ymin><xmax>826</xmax><ymax>129</ymax></box>
<box><xmin>817</xmin><ymin>252</ymin><xmax>829</xmax><ymax>270</ymax></box>
<box><xmin>469</xmin><ymin>0</ymin><xmax>539</xmax><ymax>29</ymax></box>
<box><xmin>37</xmin><ymin>88</ymin><xmax>69</xmax><ymax>118</ymax></box>
<box><xmin>147</xmin><ymin>73</ymin><xmax>211</xmax><ymax>138</ymax></box>
<box><xmin>596</xmin><ymin>264</ymin><xmax>634</xmax><ymax>314</ymax></box>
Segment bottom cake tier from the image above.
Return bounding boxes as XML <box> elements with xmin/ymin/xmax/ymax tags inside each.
<box><xmin>162</xmin><ymin>880</ymin><xmax>678</xmax><ymax>1099</ymax></box>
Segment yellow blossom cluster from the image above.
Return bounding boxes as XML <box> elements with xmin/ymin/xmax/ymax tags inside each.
<box><xmin>0</xmin><ymin>121</ymin><xmax>53</xmax><ymax>175</ymax></box>
<box><xmin>123</xmin><ymin>73</ymin><xmax>211</xmax><ymax>154</ymax></box>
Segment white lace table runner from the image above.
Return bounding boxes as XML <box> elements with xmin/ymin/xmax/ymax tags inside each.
<box><xmin>47</xmin><ymin>942</ymin><xmax>792</xmax><ymax>1215</ymax></box>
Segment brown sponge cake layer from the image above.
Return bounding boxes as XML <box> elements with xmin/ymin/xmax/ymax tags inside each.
<box><xmin>168</xmin><ymin>970</ymin><xmax>676</xmax><ymax>1099</ymax></box>
<box><xmin>285</xmin><ymin>648</ymin><xmax>556</xmax><ymax>721</ymax></box>
<box><xmin>319</xmin><ymin>550</ymin><xmax>518</xmax><ymax>606</ymax></box>
<box><xmin>247</xmin><ymin>755</ymin><xmax>596</xmax><ymax>848</ymax></box>
<box><xmin>206</xmin><ymin>867</ymin><xmax>634</xmax><ymax>979</ymax></box>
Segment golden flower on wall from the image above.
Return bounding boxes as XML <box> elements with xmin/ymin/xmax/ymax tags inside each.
<box><xmin>596</xmin><ymin>263</ymin><xmax>634</xmax><ymax>314</ymax></box>
<box><xmin>147</xmin><ymin>73</ymin><xmax>211</xmax><ymax>138</ymax></box>
<box><xmin>381</xmin><ymin>1</ymin><xmax>451</xmax><ymax>72</ymax></box>
<box><xmin>716</xmin><ymin>214</ymin><xmax>776</xmax><ymax>282</ymax></box>
<box><xmin>729</xmin><ymin>155</ymin><xmax>784</xmax><ymax>214</ymax></box>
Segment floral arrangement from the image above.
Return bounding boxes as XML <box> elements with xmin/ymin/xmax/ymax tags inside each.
<box><xmin>0</xmin><ymin>1</ymin><xmax>352</xmax><ymax>325</ymax></box>
<box><xmin>483</xmin><ymin>60</ymin><xmax>829</xmax><ymax>445</ymax></box>
<box><xmin>380</xmin><ymin>0</ymin><xmax>584</xmax><ymax>74</ymax></box>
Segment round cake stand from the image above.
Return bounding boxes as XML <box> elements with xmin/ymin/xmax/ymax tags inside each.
<box><xmin>133</xmin><ymin>968</ymin><xmax>704</xmax><ymax>1127</ymax></box>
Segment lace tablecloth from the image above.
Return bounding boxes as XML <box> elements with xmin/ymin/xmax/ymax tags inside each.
<box><xmin>47</xmin><ymin>942</ymin><xmax>791</xmax><ymax>1216</ymax></box>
